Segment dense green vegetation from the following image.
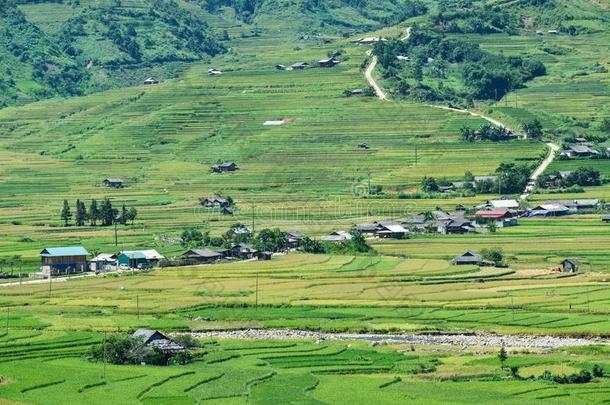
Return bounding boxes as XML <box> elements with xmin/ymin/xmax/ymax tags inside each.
<box><xmin>375</xmin><ymin>26</ymin><xmax>546</xmax><ymax>102</ymax></box>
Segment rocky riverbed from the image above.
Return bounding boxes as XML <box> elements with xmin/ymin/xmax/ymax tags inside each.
<box><xmin>187</xmin><ymin>329</ymin><xmax>609</xmax><ymax>349</ymax></box>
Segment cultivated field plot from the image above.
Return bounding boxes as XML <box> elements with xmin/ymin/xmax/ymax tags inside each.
<box><xmin>2</xmin><ymin>254</ymin><xmax>609</xmax><ymax>335</ymax></box>
<box><xmin>0</xmin><ymin>25</ymin><xmax>546</xmax><ymax>267</ymax></box>
<box><xmin>0</xmin><ymin>330</ymin><xmax>608</xmax><ymax>404</ymax></box>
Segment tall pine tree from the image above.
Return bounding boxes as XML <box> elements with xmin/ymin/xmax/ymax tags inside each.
<box><xmin>89</xmin><ymin>199</ymin><xmax>100</xmax><ymax>226</ymax></box>
<box><xmin>60</xmin><ymin>200</ymin><xmax>72</xmax><ymax>227</ymax></box>
<box><xmin>75</xmin><ymin>199</ymin><xmax>87</xmax><ymax>226</ymax></box>
<box><xmin>99</xmin><ymin>198</ymin><xmax>116</xmax><ymax>226</ymax></box>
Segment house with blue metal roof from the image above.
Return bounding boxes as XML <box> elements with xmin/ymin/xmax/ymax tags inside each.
<box><xmin>117</xmin><ymin>250</ymin><xmax>165</xmax><ymax>269</ymax></box>
<box><xmin>39</xmin><ymin>246</ymin><xmax>90</xmax><ymax>275</ymax></box>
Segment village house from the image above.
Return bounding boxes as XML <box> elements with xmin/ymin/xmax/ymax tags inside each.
<box><xmin>474</xmin><ymin>209</ymin><xmax>518</xmax><ymax>228</ymax></box>
<box><xmin>132</xmin><ymin>329</ymin><xmax>184</xmax><ymax>353</ymax></box>
<box><xmin>181</xmin><ymin>248</ymin><xmax>224</xmax><ymax>264</ymax></box>
<box><xmin>441</xmin><ymin>218</ymin><xmax>474</xmax><ymax>235</ymax></box>
<box><xmin>452</xmin><ymin>251</ymin><xmax>482</xmax><ymax>265</ymax></box>
<box><xmin>291</xmin><ymin>62</ymin><xmax>310</xmax><ymax>70</ymax></box>
<box><xmin>90</xmin><ymin>253</ymin><xmax>117</xmax><ymax>272</ymax></box>
<box><xmin>211</xmin><ymin>162</ymin><xmax>238</xmax><ymax>173</ymax></box>
<box><xmin>546</xmin><ymin>199</ymin><xmax>601</xmax><ymax>213</ymax></box>
<box><xmin>321</xmin><ymin>231</ymin><xmax>352</xmax><ymax>242</ymax></box>
<box><xmin>257</xmin><ymin>251</ymin><xmax>273</xmax><ymax>261</ymax></box>
<box><xmin>354</xmin><ymin>37</ymin><xmax>382</xmax><ymax>45</ymax></box>
<box><xmin>275</xmin><ymin>64</ymin><xmax>286</xmax><ymax>70</ymax></box>
<box><xmin>117</xmin><ymin>250</ymin><xmax>165</xmax><ymax>269</ymax></box>
<box><xmin>285</xmin><ymin>231</ymin><xmax>305</xmax><ymax>249</ymax></box>
<box><xmin>39</xmin><ymin>246</ymin><xmax>90</xmax><ymax>275</ymax></box>
<box><xmin>487</xmin><ymin>199</ymin><xmax>520</xmax><ymax>210</ymax></box>
<box><xmin>346</xmin><ymin>89</ymin><xmax>364</xmax><ymax>97</ymax></box>
<box><xmin>357</xmin><ymin>143</ymin><xmax>370</xmax><ymax>149</ymax></box>
<box><xmin>143</xmin><ymin>77</ymin><xmax>159</xmax><ymax>85</ymax></box>
<box><xmin>475</xmin><ymin>175</ymin><xmax>499</xmax><ymax>183</ymax></box>
<box><xmin>318</xmin><ymin>58</ymin><xmax>340</xmax><ymax>67</ymax></box>
<box><xmin>354</xmin><ymin>221</ymin><xmax>409</xmax><ymax>239</ymax></box>
<box><xmin>563</xmin><ymin>144</ymin><xmax>598</xmax><ymax>158</ymax></box>
<box><xmin>230</xmin><ymin>243</ymin><xmax>258</xmax><ymax>259</ymax></box>
<box><xmin>602</xmin><ymin>215</ymin><xmax>610</xmax><ymax>223</ymax></box>
<box><xmin>208</xmin><ymin>68</ymin><xmax>223</xmax><ymax>76</ymax></box>
<box><xmin>103</xmin><ymin>178</ymin><xmax>123</xmax><ymax>188</ymax></box>
<box><xmin>528</xmin><ymin>204</ymin><xmax>571</xmax><ymax>217</ymax></box>
<box><xmin>561</xmin><ymin>258</ymin><xmax>581</xmax><ymax>273</ymax></box>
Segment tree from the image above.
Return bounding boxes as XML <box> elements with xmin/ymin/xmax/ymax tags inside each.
<box><xmin>523</xmin><ymin>119</ymin><xmax>543</xmax><ymax>139</ymax></box>
<box><xmin>126</xmin><ymin>207</ymin><xmax>138</xmax><ymax>225</ymax></box>
<box><xmin>498</xmin><ymin>346</ymin><xmax>508</xmax><ymax>369</ymax></box>
<box><xmin>482</xmin><ymin>248</ymin><xmax>503</xmax><ymax>265</ymax></box>
<box><xmin>487</xmin><ymin>221</ymin><xmax>497</xmax><ymax>233</ymax></box>
<box><xmin>89</xmin><ymin>199</ymin><xmax>100</xmax><ymax>226</ymax></box>
<box><xmin>75</xmin><ymin>199</ymin><xmax>87</xmax><ymax>226</ymax></box>
<box><xmin>351</xmin><ymin>231</ymin><xmax>371</xmax><ymax>253</ymax></box>
<box><xmin>120</xmin><ymin>204</ymin><xmax>128</xmax><ymax>225</ymax></box>
<box><xmin>60</xmin><ymin>200</ymin><xmax>72</xmax><ymax>226</ymax></box>
<box><xmin>421</xmin><ymin>176</ymin><xmax>439</xmax><ymax>192</ymax></box>
<box><xmin>99</xmin><ymin>198</ymin><xmax>117</xmax><ymax>226</ymax></box>
<box><xmin>181</xmin><ymin>228</ymin><xmax>206</xmax><ymax>248</ymax></box>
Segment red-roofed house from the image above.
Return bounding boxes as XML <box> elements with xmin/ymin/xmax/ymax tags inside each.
<box><xmin>474</xmin><ymin>209</ymin><xmax>517</xmax><ymax>228</ymax></box>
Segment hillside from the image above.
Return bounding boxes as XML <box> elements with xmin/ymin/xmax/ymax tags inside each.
<box><xmin>0</xmin><ymin>0</ymin><xmax>429</xmax><ymax>107</ymax></box>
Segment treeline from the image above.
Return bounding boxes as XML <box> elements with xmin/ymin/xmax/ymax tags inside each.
<box><xmin>422</xmin><ymin>163</ymin><xmax>534</xmax><ymax>194</ymax></box>
<box><xmin>374</xmin><ymin>26</ymin><xmax>546</xmax><ymax>102</ymax></box>
<box><xmin>60</xmin><ymin>198</ymin><xmax>137</xmax><ymax>227</ymax></box>
<box><xmin>434</xmin><ymin>2</ymin><xmax>519</xmax><ymax>34</ymax></box>
<box><xmin>460</xmin><ymin>123</ymin><xmax>515</xmax><ymax>142</ymax></box>
<box><xmin>538</xmin><ymin>167</ymin><xmax>602</xmax><ymax>189</ymax></box>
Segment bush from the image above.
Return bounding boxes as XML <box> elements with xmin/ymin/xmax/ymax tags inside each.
<box><xmin>86</xmin><ymin>334</ymin><xmax>192</xmax><ymax>366</ymax></box>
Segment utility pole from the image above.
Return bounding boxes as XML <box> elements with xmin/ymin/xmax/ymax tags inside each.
<box><xmin>586</xmin><ymin>286</ymin><xmax>591</xmax><ymax>313</ymax></box>
<box><xmin>136</xmin><ymin>295</ymin><xmax>140</xmax><ymax>320</ymax></box>
<box><xmin>251</xmin><ymin>203</ymin><xmax>255</xmax><ymax>233</ymax></box>
<box><xmin>48</xmin><ymin>272</ymin><xmax>52</xmax><ymax>300</ymax></box>
<box><xmin>114</xmin><ymin>216</ymin><xmax>119</xmax><ymax>247</ymax></box>
<box><xmin>511</xmin><ymin>295</ymin><xmax>515</xmax><ymax>321</ymax></box>
<box><xmin>367</xmin><ymin>171</ymin><xmax>372</xmax><ymax>196</ymax></box>
<box><xmin>102</xmin><ymin>331</ymin><xmax>107</xmax><ymax>381</ymax></box>
<box><xmin>255</xmin><ymin>272</ymin><xmax>259</xmax><ymax>309</ymax></box>
<box><xmin>5</xmin><ymin>307</ymin><xmax>9</xmax><ymax>336</ymax></box>
<box><xmin>414</xmin><ymin>143</ymin><xmax>418</xmax><ymax>166</ymax></box>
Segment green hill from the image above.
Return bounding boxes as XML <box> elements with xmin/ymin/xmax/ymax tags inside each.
<box><xmin>0</xmin><ymin>0</ymin><xmax>429</xmax><ymax>107</ymax></box>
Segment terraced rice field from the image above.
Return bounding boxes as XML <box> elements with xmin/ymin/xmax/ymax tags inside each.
<box><xmin>0</xmin><ymin>330</ymin><xmax>608</xmax><ymax>404</ymax></box>
<box><xmin>1</xmin><ymin>254</ymin><xmax>609</xmax><ymax>335</ymax></box>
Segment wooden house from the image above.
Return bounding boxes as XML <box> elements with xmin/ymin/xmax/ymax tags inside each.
<box><xmin>143</xmin><ymin>77</ymin><xmax>159</xmax><ymax>85</ymax></box>
<box><xmin>132</xmin><ymin>329</ymin><xmax>184</xmax><ymax>353</ymax></box>
<box><xmin>318</xmin><ymin>58</ymin><xmax>340</xmax><ymax>67</ymax></box>
<box><xmin>452</xmin><ymin>251</ymin><xmax>482</xmax><ymax>265</ymax></box>
<box><xmin>211</xmin><ymin>162</ymin><xmax>238</xmax><ymax>173</ymax></box>
<box><xmin>181</xmin><ymin>248</ymin><xmax>224</xmax><ymax>264</ymax></box>
<box><xmin>561</xmin><ymin>258</ymin><xmax>581</xmax><ymax>273</ymax></box>
<box><xmin>103</xmin><ymin>178</ymin><xmax>123</xmax><ymax>188</ymax></box>
<box><xmin>39</xmin><ymin>246</ymin><xmax>90</xmax><ymax>275</ymax></box>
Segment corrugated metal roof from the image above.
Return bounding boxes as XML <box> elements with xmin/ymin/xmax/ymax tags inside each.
<box><xmin>40</xmin><ymin>246</ymin><xmax>90</xmax><ymax>257</ymax></box>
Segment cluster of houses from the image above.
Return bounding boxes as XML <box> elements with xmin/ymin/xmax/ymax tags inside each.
<box><xmin>38</xmin><ymin>247</ymin><xmax>165</xmax><ymax>276</ymax></box>
<box><xmin>276</xmin><ymin>57</ymin><xmax>341</xmax><ymax>71</ymax></box>
<box><xmin>200</xmin><ymin>196</ymin><xmax>234</xmax><ymax>215</ymax></box>
<box><xmin>37</xmin><ymin>231</ymin><xmax>309</xmax><ymax>276</ymax></box>
<box><xmin>319</xmin><ymin>196</ymin><xmax>606</xmax><ymax>242</ymax></box>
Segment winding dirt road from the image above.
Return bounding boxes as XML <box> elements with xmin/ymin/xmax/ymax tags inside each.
<box><xmin>362</xmin><ymin>27</ymin><xmax>558</xmax><ymax>198</ymax></box>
